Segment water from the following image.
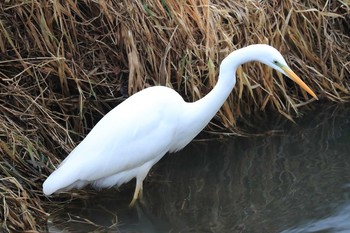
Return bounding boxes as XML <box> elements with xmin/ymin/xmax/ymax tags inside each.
<box><xmin>46</xmin><ymin>104</ymin><xmax>350</xmax><ymax>232</ymax></box>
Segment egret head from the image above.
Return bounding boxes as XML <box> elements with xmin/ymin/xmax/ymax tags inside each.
<box><xmin>256</xmin><ymin>45</ymin><xmax>318</xmax><ymax>100</ymax></box>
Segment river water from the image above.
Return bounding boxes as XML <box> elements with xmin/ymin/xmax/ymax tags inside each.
<box><xmin>46</xmin><ymin>104</ymin><xmax>350</xmax><ymax>233</ymax></box>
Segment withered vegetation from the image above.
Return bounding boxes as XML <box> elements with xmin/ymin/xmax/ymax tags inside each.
<box><xmin>0</xmin><ymin>0</ymin><xmax>349</xmax><ymax>231</ymax></box>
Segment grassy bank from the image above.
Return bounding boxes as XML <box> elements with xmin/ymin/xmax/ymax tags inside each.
<box><xmin>0</xmin><ymin>0</ymin><xmax>349</xmax><ymax>231</ymax></box>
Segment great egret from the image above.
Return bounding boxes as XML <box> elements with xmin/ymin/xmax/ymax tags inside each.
<box><xmin>43</xmin><ymin>44</ymin><xmax>318</xmax><ymax>206</ymax></box>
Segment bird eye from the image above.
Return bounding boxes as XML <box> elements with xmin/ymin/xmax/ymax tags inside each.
<box><xmin>273</xmin><ymin>60</ymin><xmax>279</xmax><ymax>65</ymax></box>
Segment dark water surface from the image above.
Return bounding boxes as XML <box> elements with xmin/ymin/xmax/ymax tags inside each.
<box><xmin>47</xmin><ymin>104</ymin><xmax>350</xmax><ymax>232</ymax></box>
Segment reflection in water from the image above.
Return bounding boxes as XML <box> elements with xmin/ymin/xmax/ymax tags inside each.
<box><xmin>47</xmin><ymin>104</ymin><xmax>350</xmax><ymax>232</ymax></box>
<box><xmin>281</xmin><ymin>203</ymin><xmax>350</xmax><ymax>233</ymax></box>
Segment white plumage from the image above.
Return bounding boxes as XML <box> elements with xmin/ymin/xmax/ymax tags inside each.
<box><xmin>43</xmin><ymin>44</ymin><xmax>317</xmax><ymax>206</ymax></box>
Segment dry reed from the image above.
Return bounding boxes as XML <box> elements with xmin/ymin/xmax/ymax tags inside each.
<box><xmin>0</xmin><ymin>0</ymin><xmax>349</xmax><ymax>231</ymax></box>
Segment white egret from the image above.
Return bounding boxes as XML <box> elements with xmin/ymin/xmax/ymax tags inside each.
<box><xmin>43</xmin><ymin>44</ymin><xmax>318</xmax><ymax>206</ymax></box>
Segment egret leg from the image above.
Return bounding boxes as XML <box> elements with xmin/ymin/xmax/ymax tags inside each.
<box><xmin>129</xmin><ymin>179</ymin><xmax>143</xmax><ymax>207</ymax></box>
<box><xmin>129</xmin><ymin>163</ymin><xmax>153</xmax><ymax>207</ymax></box>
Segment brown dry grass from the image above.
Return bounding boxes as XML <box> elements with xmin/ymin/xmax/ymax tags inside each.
<box><xmin>0</xmin><ymin>0</ymin><xmax>349</xmax><ymax>231</ymax></box>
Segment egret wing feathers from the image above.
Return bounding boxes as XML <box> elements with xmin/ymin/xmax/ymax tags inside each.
<box><xmin>43</xmin><ymin>86</ymin><xmax>184</xmax><ymax>195</ymax></box>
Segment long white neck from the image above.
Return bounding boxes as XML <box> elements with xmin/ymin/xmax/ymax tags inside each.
<box><xmin>185</xmin><ymin>45</ymin><xmax>263</xmax><ymax>129</ymax></box>
<box><xmin>170</xmin><ymin>45</ymin><xmax>271</xmax><ymax>151</ymax></box>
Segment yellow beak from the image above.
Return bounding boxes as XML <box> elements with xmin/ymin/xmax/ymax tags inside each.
<box><xmin>282</xmin><ymin>67</ymin><xmax>318</xmax><ymax>100</ymax></box>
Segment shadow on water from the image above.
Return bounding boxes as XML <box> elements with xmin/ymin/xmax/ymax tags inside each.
<box><xmin>46</xmin><ymin>104</ymin><xmax>350</xmax><ymax>232</ymax></box>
